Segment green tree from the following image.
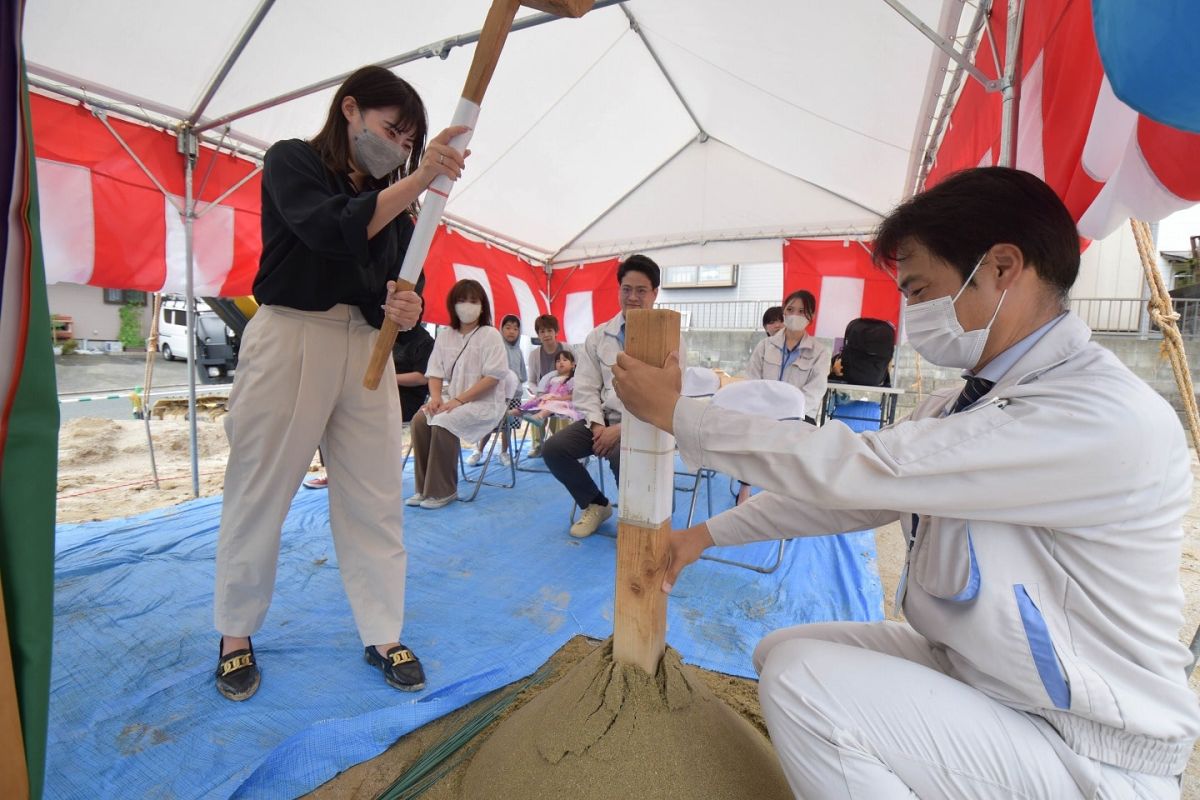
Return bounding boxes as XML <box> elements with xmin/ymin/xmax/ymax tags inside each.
<box><xmin>117</xmin><ymin>300</ymin><xmax>146</xmax><ymax>349</ymax></box>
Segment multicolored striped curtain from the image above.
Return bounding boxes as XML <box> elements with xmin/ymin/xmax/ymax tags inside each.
<box><xmin>1</xmin><ymin>1</ymin><xmax>57</xmax><ymax>797</ymax></box>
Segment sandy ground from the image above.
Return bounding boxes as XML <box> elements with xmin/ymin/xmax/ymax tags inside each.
<box><xmin>55</xmin><ymin>418</ymin><xmax>1200</xmax><ymax>797</ymax></box>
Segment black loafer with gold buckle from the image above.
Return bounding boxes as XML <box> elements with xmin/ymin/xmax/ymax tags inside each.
<box><xmin>364</xmin><ymin>644</ymin><xmax>425</xmax><ymax>692</ymax></box>
<box><xmin>216</xmin><ymin>638</ymin><xmax>260</xmax><ymax>701</ymax></box>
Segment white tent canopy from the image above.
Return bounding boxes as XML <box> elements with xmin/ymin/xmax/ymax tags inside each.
<box><xmin>23</xmin><ymin>0</ymin><xmax>964</xmax><ymax>266</ymax></box>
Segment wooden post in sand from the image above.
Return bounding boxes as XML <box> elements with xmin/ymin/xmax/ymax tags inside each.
<box><xmin>613</xmin><ymin>308</ymin><xmax>681</xmax><ymax>674</ymax></box>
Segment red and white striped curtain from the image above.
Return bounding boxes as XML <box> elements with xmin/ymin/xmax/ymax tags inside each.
<box><xmin>782</xmin><ymin>239</ymin><xmax>900</xmax><ymax>341</ymax></box>
<box><xmin>29</xmin><ymin>94</ymin><xmax>554</xmax><ymax>330</ymax></box>
<box><xmin>927</xmin><ymin>0</ymin><xmax>1200</xmax><ymax>237</ymax></box>
<box><xmin>31</xmin><ymin>93</ymin><xmax>263</xmax><ymax>296</ymax></box>
<box><xmin>547</xmin><ymin>257</ymin><xmax>621</xmax><ymax>344</ymax></box>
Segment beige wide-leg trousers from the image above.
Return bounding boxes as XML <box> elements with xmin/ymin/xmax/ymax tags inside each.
<box><xmin>214</xmin><ymin>304</ymin><xmax>407</xmax><ymax>647</ymax></box>
<box><xmin>755</xmin><ymin>621</ymin><xmax>1180</xmax><ymax>799</ymax></box>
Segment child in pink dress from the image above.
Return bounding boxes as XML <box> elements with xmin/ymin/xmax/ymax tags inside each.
<box><xmin>517</xmin><ymin>350</ymin><xmax>581</xmax><ymax>422</ymax></box>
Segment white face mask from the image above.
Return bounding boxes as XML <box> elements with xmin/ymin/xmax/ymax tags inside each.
<box><xmin>783</xmin><ymin>314</ymin><xmax>809</xmax><ymax>332</ymax></box>
<box><xmin>455</xmin><ymin>302</ymin><xmax>482</xmax><ymax>325</ymax></box>
<box><xmin>902</xmin><ymin>254</ymin><xmax>1007</xmax><ymax>370</ymax></box>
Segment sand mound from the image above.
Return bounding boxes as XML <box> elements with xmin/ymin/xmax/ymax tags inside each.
<box><xmin>59</xmin><ymin>417</ymin><xmax>123</xmax><ymax>466</ymax></box>
<box><xmin>153</xmin><ymin>422</ymin><xmax>227</xmax><ymax>457</ymax></box>
<box><xmin>460</xmin><ymin>639</ymin><xmax>792</xmax><ymax>800</ymax></box>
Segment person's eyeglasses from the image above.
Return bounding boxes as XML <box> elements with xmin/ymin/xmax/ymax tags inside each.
<box><xmin>619</xmin><ymin>285</ymin><xmax>653</xmax><ymax>299</ymax></box>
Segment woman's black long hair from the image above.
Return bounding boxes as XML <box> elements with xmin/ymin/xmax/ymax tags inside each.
<box><xmin>309</xmin><ymin>65</ymin><xmax>428</xmax><ymax>192</ymax></box>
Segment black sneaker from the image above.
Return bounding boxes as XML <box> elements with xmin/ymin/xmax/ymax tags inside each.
<box><xmin>364</xmin><ymin>644</ymin><xmax>425</xmax><ymax>692</ymax></box>
<box><xmin>216</xmin><ymin>638</ymin><xmax>260</xmax><ymax>701</ymax></box>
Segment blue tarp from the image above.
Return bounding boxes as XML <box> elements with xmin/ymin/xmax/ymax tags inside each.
<box><xmin>47</xmin><ymin>451</ymin><xmax>882</xmax><ymax>799</ymax></box>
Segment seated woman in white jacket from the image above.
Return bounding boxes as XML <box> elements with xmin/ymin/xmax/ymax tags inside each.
<box><xmin>407</xmin><ymin>279</ymin><xmax>508</xmax><ymax>509</ymax></box>
<box><xmin>744</xmin><ymin>289</ymin><xmax>831</xmax><ymax>419</ymax></box>
<box><xmin>738</xmin><ymin>290</ymin><xmax>831</xmax><ymax>503</ymax></box>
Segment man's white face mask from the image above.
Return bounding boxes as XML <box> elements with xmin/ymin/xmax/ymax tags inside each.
<box><xmin>902</xmin><ymin>254</ymin><xmax>1007</xmax><ymax>370</ymax></box>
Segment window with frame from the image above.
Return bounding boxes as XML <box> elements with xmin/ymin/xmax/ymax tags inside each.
<box><xmin>661</xmin><ymin>264</ymin><xmax>738</xmax><ymax>289</ymax></box>
<box><xmin>103</xmin><ymin>289</ymin><xmax>148</xmax><ymax>305</ymax></box>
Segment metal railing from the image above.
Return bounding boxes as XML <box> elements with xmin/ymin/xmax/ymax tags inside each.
<box><xmin>656</xmin><ymin>300</ymin><xmax>776</xmax><ymax>331</ymax></box>
<box><xmin>656</xmin><ymin>297</ymin><xmax>1200</xmax><ymax>338</ymax></box>
<box><xmin>1069</xmin><ymin>297</ymin><xmax>1200</xmax><ymax>337</ymax></box>
<box><xmin>1068</xmin><ymin>297</ymin><xmax>1144</xmax><ymax>334</ymax></box>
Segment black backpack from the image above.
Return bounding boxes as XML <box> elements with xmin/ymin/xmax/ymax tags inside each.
<box><xmin>834</xmin><ymin>318</ymin><xmax>895</xmax><ymax>387</ymax></box>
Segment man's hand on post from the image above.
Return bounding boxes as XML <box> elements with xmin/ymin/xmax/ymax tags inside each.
<box><xmin>662</xmin><ymin>523</ymin><xmax>714</xmax><ymax>593</ymax></box>
<box><xmin>612</xmin><ymin>351</ymin><xmax>682</xmax><ymax>433</ymax></box>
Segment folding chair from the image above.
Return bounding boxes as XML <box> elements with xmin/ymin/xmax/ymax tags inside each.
<box><xmin>458</xmin><ymin>371</ymin><xmax>519</xmax><ymax>502</ymax></box>
<box><xmin>514</xmin><ymin>414</ymin><xmax>570</xmax><ymax>474</ymax></box>
<box><xmin>686</xmin><ymin>374</ymin><xmax>806</xmax><ymax>575</ymax></box>
<box><xmin>675</xmin><ymin>467</ymin><xmax>715</xmax><ymax>526</ymax></box>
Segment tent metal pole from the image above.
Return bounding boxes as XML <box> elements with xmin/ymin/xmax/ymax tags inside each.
<box><xmin>912</xmin><ymin>0</ymin><xmax>992</xmax><ymax>192</ymax></box>
<box><xmin>194</xmin><ymin>165</ymin><xmax>263</xmax><ymax>220</ymax></box>
<box><xmin>441</xmin><ymin>214</ymin><xmax>551</xmax><ymax>264</ymax></box>
<box><xmin>92</xmin><ymin>111</ymin><xmax>184</xmax><ymax>213</ymax></box>
<box><xmin>997</xmin><ymin>0</ymin><xmax>1026</xmax><ymax>168</ymax></box>
<box><xmin>557</xmin><ymin>227</ymin><xmax>877</xmax><ymax>264</ymax></box>
<box><xmin>181</xmin><ymin>128</ymin><xmax>201</xmax><ymax>498</ymax></box>
<box><xmin>548</xmin><ymin>135</ymin><xmax>693</xmax><ymax>263</ymax></box>
<box><xmin>188</xmin><ymin>0</ymin><xmax>277</xmax><ymax>125</ymax></box>
<box><xmin>880</xmin><ymin>0</ymin><xmax>1001</xmax><ymax>93</ymax></box>
<box><xmin>901</xmin><ymin>0</ymin><xmax>966</xmax><ymax>199</ymax></box>
<box><xmin>27</xmin><ymin>76</ymin><xmax>269</xmax><ymax>157</ymax></box>
<box><xmin>548</xmin><ymin>132</ymin><xmax>883</xmax><ymax>265</ymax></box>
<box><xmin>26</xmin><ymin>63</ymin><xmax>193</xmax><ymax>123</ymax></box>
<box><xmin>621</xmin><ymin>5</ymin><xmax>706</xmax><ymax>139</ymax></box>
<box><xmin>194</xmin><ymin>0</ymin><xmax>628</xmax><ymax>135</ymax></box>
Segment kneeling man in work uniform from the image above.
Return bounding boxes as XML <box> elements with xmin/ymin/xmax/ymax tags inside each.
<box><xmin>613</xmin><ymin>166</ymin><xmax>1200</xmax><ymax>799</ymax></box>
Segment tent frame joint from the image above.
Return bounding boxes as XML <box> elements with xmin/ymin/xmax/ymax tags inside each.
<box><xmin>881</xmin><ymin>0</ymin><xmax>1002</xmax><ymax>93</ymax></box>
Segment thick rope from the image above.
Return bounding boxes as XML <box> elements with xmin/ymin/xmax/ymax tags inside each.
<box><xmin>1129</xmin><ymin>219</ymin><xmax>1200</xmax><ymax>451</ymax></box>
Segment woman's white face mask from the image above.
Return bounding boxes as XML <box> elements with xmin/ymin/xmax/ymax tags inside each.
<box><xmin>455</xmin><ymin>302</ymin><xmax>482</xmax><ymax>325</ymax></box>
<box><xmin>783</xmin><ymin>314</ymin><xmax>810</xmax><ymax>332</ymax></box>
<box><xmin>902</xmin><ymin>254</ymin><xmax>1007</xmax><ymax>370</ymax></box>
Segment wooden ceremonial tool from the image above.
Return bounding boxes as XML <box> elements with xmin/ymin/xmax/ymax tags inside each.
<box><xmin>363</xmin><ymin>0</ymin><xmax>594</xmax><ymax>389</ymax></box>
<box><xmin>612</xmin><ymin>308</ymin><xmax>681</xmax><ymax>674</ymax></box>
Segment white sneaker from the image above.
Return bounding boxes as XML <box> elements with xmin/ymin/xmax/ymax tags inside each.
<box><xmin>420</xmin><ymin>494</ymin><xmax>458</xmax><ymax>509</ymax></box>
<box><xmin>404</xmin><ymin>493</ymin><xmax>425</xmax><ymax>507</ymax></box>
<box><xmin>570</xmin><ymin>503</ymin><xmax>612</xmax><ymax>538</ymax></box>
<box><xmin>465</xmin><ymin>450</ymin><xmax>483</xmax><ymax>466</ymax></box>
<box><xmin>499</xmin><ymin>451</ymin><xmax>512</xmax><ymax>466</ymax></box>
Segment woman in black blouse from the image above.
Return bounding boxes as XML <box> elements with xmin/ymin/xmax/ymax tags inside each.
<box><xmin>212</xmin><ymin>66</ymin><xmax>468</xmax><ymax>701</ymax></box>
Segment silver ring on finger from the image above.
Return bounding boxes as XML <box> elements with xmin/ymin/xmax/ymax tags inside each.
<box><xmin>439</xmin><ymin>154</ymin><xmax>445</xmax><ymax>165</ymax></box>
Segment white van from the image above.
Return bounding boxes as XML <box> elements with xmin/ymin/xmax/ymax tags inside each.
<box><xmin>158</xmin><ymin>296</ymin><xmax>213</xmax><ymax>361</ymax></box>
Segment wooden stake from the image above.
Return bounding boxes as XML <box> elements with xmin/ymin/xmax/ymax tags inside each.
<box><xmin>362</xmin><ymin>0</ymin><xmax>596</xmax><ymax>390</ymax></box>
<box><xmin>613</xmin><ymin>308</ymin><xmax>681</xmax><ymax>674</ymax></box>
<box><xmin>363</xmin><ymin>277</ymin><xmax>416</xmax><ymax>390</ymax></box>
<box><xmin>0</xmin><ymin>570</ymin><xmax>30</xmax><ymax>799</ymax></box>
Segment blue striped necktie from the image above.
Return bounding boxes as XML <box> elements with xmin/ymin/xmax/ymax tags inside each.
<box><xmin>909</xmin><ymin>376</ymin><xmax>997</xmax><ymax>550</ymax></box>
<box><xmin>951</xmin><ymin>376</ymin><xmax>995</xmax><ymax>414</ymax></box>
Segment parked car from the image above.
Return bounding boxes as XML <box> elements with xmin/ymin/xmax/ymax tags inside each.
<box><xmin>158</xmin><ymin>295</ymin><xmax>238</xmax><ymax>382</ymax></box>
